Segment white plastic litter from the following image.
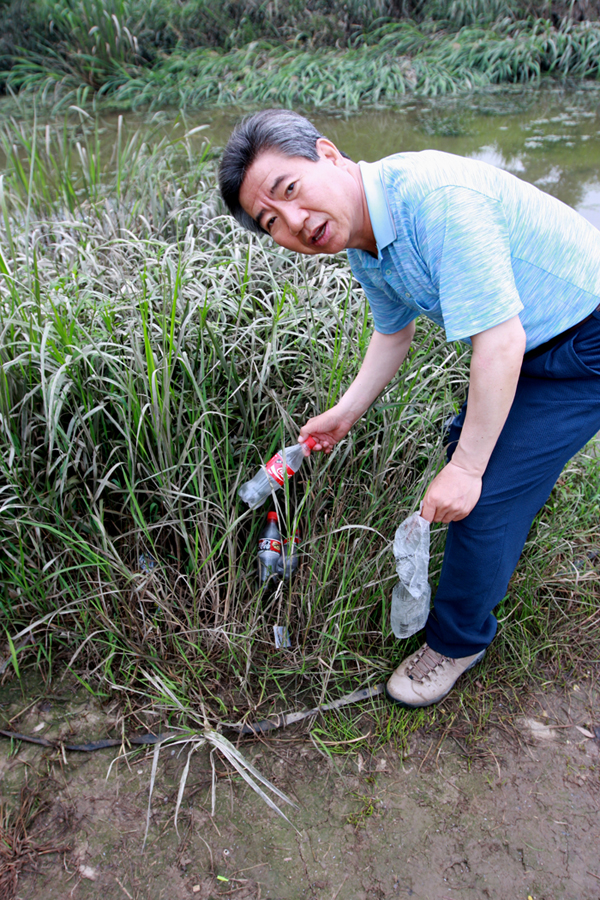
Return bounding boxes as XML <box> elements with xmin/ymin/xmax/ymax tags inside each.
<box><xmin>391</xmin><ymin>512</ymin><xmax>431</xmax><ymax>639</ymax></box>
<box><xmin>273</xmin><ymin>625</ymin><xmax>291</xmax><ymax>649</ymax></box>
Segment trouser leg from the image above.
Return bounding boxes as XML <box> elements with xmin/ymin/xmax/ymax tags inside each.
<box><xmin>425</xmin><ymin>314</ymin><xmax>600</xmax><ymax>658</ymax></box>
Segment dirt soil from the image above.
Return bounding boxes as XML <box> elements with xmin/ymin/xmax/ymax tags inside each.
<box><xmin>1</xmin><ymin>679</ymin><xmax>599</xmax><ymax>900</ymax></box>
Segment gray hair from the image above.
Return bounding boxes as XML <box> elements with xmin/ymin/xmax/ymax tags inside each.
<box><xmin>218</xmin><ymin>109</ymin><xmax>325</xmax><ymax>235</ymax></box>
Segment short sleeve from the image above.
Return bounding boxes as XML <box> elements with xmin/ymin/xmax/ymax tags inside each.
<box><xmin>348</xmin><ymin>253</ymin><xmax>418</xmax><ymax>335</ymax></box>
<box><xmin>415</xmin><ymin>186</ymin><xmax>524</xmax><ymax>341</ymax></box>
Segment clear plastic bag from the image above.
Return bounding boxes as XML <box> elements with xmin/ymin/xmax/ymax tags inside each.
<box><xmin>390</xmin><ymin>512</ymin><xmax>431</xmax><ymax>639</ymax></box>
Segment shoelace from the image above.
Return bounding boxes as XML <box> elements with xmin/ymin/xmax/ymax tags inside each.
<box><xmin>407</xmin><ymin>644</ymin><xmax>454</xmax><ymax>682</ymax></box>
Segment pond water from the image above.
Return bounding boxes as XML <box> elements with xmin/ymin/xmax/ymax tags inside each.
<box><xmin>196</xmin><ymin>87</ymin><xmax>600</xmax><ymax>229</ymax></box>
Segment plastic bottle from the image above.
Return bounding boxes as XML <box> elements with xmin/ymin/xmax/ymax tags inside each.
<box><xmin>239</xmin><ymin>437</ymin><xmax>316</xmax><ymax>510</ymax></box>
<box><xmin>258</xmin><ymin>511</ymin><xmax>282</xmax><ymax>587</ymax></box>
<box><xmin>277</xmin><ymin>530</ymin><xmax>300</xmax><ymax>582</ymax></box>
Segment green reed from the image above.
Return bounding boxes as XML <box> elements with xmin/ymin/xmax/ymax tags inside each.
<box><xmin>2</xmin><ymin>1</ymin><xmax>600</xmax><ymax>111</ymax></box>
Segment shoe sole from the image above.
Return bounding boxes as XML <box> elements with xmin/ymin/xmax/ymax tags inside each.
<box><xmin>385</xmin><ymin>685</ymin><xmax>452</xmax><ymax>708</ymax></box>
<box><xmin>385</xmin><ymin>649</ymin><xmax>486</xmax><ymax>709</ymax></box>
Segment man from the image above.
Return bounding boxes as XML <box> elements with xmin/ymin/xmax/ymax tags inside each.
<box><xmin>218</xmin><ymin>108</ymin><xmax>600</xmax><ymax>708</ymax></box>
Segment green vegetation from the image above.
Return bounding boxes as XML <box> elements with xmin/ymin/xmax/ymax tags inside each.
<box><xmin>0</xmin><ymin>113</ymin><xmax>598</xmax><ymax>744</ymax></box>
<box><xmin>1</xmin><ymin>0</ymin><xmax>600</xmax><ymax>110</ymax></box>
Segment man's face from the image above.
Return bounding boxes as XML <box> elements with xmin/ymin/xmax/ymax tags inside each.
<box><xmin>239</xmin><ymin>139</ymin><xmax>370</xmax><ymax>255</ymax></box>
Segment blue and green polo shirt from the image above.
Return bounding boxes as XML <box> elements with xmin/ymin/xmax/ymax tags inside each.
<box><xmin>347</xmin><ymin>151</ymin><xmax>600</xmax><ymax>352</ymax></box>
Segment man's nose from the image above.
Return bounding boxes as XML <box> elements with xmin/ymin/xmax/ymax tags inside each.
<box><xmin>285</xmin><ymin>204</ymin><xmax>307</xmax><ymax>236</ymax></box>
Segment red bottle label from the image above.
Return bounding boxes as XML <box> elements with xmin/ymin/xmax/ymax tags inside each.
<box><xmin>283</xmin><ymin>532</ymin><xmax>300</xmax><ymax>547</ymax></box>
<box><xmin>265</xmin><ymin>452</ymin><xmax>294</xmax><ymax>486</ymax></box>
<box><xmin>258</xmin><ymin>538</ymin><xmax>282</xmax><ymax>553</ymax></box>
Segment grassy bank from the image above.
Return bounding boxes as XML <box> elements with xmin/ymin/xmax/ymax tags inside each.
<box><xmin>0</xmin><ymin>114</ymin><xmax>598</xmax><ymax>744</ymax></box>
<box><xmin>1</xmin><ymin>1</ymin><xmax>600</xmax><ymax>111</ymax></box>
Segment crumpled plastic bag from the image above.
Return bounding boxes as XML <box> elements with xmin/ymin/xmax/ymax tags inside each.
<box><xmin>391</xmin><ymin>512</ymin><xmax>431</xmax><ymax>639</ymax></box>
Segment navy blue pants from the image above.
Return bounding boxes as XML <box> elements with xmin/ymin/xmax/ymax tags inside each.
<box><xmin>426</xmin><ymin>309</ymin><xmax>600</xmax><ymax>659</ymax></box>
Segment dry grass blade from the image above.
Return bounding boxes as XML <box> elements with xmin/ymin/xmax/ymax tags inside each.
<box><xmin>205</xmin><ymin>730</ymin><xmax>298</xmax><ymax>820</ymax></box>
<box><xmin>137</xmin><ymin>671</ymin><xmax>297</xmax><ymax>831</ymax></box>
<box><xmin>142</xmin><ymin>739</ymin><xmax>162</xmax><ymax>851</ymax></box>
<box><xmin>211</xmin><ymin>749</ymin><xmax>217</xmax><ymax>818</ymax></box>
<box><xmin>174</xmin><ymin>741</ymin><xmax>204</xmax><ymax>837</ymax></box>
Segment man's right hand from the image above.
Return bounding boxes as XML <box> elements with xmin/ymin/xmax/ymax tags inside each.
<box><xmin>298</xmin><ymin>406</ymin><xmax>354</xmax><ymax>454</ymax></box>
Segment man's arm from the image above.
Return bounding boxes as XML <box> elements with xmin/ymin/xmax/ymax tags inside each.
<box><xmin>421</xmin><ymin>314</ymin><xmax>526</xmax><ymax>523</ymax></box>
<box><xmin>299</xmin><ymin>322</ymin><xmax>415</xmax><ymax>452</ymax></box>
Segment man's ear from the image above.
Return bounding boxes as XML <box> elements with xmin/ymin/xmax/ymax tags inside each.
<box><xmin>316</xmin><ymin>137</ymin><xmax>345</xmax><ymax>165</ymax></box>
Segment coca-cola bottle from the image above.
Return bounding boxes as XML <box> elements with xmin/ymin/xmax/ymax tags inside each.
<box><xmin>258</xmin><ymin>511</ymin><xmax>282</xmax><ymax>587</ymax></box>
<box><xmin>239</xmin><ymin>437</ymin><xmax>316</xmax><ymax>510</ymax></box>
<box><xmin>277</xmin><ymin>531</ymin><xmax>300</xmax><ymax>582</ymax></box>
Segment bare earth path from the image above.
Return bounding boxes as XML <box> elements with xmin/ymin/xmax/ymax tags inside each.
<box><xmin>1</xmin><ymin>681</ymin><xmax>599</xmax><ymax>900</ymax></box>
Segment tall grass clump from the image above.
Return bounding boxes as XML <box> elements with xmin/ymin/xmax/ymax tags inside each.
<box><xmin>2</xmin><ymin>0</ymin><xmax>600</xmax><ymax>111</ymax></box>
<box><xmin>0</xmin><ymin>112</ymin><xmax>468</xmax><ymax>719</ymax></box>
<box><xmin>7</xmin><ymin>20</ymin><xmax>600</xmax><ymax>112</ymax></box>
<box><xmin>98</xmin><ymin>19</ymin><xmax>600</xmax><ymax>109</ymax></box>
<box><xmin>0</xmin><ymin>114</ymin><xmax>598</xmax><ymax>740</ymax></box>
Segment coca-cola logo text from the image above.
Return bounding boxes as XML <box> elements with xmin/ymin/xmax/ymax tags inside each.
<box><xmin>265</xmin><ymin>453</ymin><xmax>294</xmax><ymax>486</ymax></box>
<box><xmin>258</xmin><ymin>538</ymin><xmax>282</xmax><ymax>553</ymax></box>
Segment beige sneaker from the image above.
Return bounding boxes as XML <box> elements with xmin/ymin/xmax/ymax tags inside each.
<box><xmin>386</xmin><ymin>642</ymin><xmax>486</xmax><ymax>708</ymax></box>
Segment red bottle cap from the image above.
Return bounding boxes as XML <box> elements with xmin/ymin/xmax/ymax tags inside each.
<box><xmin>267</xmin><ymin>511</ymin><xmax>278</xmax><ymax>521</ymax></box>
<box><xmin>304</xmin><ymin>436</ymin><xmax>317</xmax><ymax>451</ymax></box>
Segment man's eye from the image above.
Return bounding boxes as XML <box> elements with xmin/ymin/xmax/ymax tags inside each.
<box><xmin>286</xmin><ymin>182</ymin><xmax>295</xmax><ymax>195</ymax></box>
<box><xmin>267</xmin><ymin>216</ymin><xmax>276</xmax><ymax>231</ymax></box>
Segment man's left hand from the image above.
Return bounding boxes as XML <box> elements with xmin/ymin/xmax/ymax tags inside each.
<box><xmin>420</xmin><ymin>461</ymin><xmax>482</xmax><ymax>524</ymax></box>
<box><xmin>420</xmin><ymin>315</ymin><xmax>526</xmax><ymax>525</ymax></box>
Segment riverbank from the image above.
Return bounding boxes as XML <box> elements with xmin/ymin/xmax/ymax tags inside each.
<box><xmin>2</xmin><ymin>1</ymin><xmax>600</xmax><ymax>111</ymax></box>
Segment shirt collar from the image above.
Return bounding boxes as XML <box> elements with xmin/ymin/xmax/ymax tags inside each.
<box><xmin>358</xmin><ymin>160</ymin><xmax>397</xmax><ymax>259</ymax></box>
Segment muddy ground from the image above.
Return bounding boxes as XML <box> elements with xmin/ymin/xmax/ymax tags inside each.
<box><xmin>1</xmin><ymin>678</ymin><xmax>599</xmax><ymax>900</ymax></box>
